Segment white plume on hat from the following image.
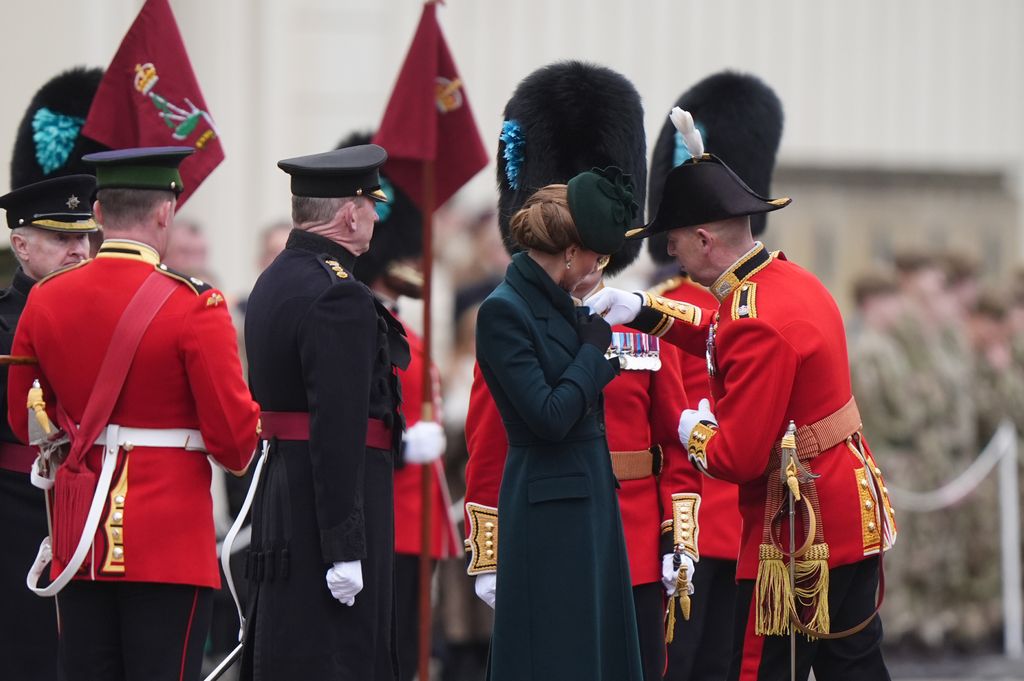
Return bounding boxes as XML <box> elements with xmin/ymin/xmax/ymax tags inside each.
<box><xmin>670</xmin><ymin>107</ymin><xmax>704</xmax><ymax>159</ymax></box>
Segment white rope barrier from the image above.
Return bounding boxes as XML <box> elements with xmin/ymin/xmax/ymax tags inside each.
<box><xmin>886</xmin><ymin>421</ymin><xmax>1017</xmax><ymax>513</ymax></box>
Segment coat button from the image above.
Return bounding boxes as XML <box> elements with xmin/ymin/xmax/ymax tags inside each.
<box><xmin>113</xmin><ymin>546</ymin><xmax>124</xmax><ymax>559</ymax></box>
<box><xmin>112</xmin><ymin>511</ymin><xmax>123</xmax><ymax>523</ymax></box>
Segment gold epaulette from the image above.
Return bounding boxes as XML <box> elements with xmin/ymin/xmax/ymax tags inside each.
<box><xmin>730</xmin><ymin>281</ymin><xmax>758</xmax><ymax>320</ymax></box>
<box><xmin>636</xmin><ymin>291</ymin><xmax>702</xmax><ymax>337</ymax></box>
<box><xmin>660</xmin><ymin>493</ymin><xmax>701</xmax><ymax>560</ymax></box>
<box><xmin>647</xmin><ymin>275</ymin><xmax>685</xmax><ymax>298</ymax></box>
<box><xmin>37</xmin><ymin>259</ymin><xmax>91</xmax><ymax>286</ymax></box>
<box><xmin>687</xmin><ymin>422</ymin><xmax>717</xmax><ymax>474</ymax></box>
<box><xmin>464</xmin><ymin>502</ymin><xmax>498</xmax><ymax>575</ymax></box>
<box><xmin>320</xmin><ymin>256</ymin><xmax>351</xmax><ymax>281</ymax></box>
<box><xmin>154</xmin><ymin>263</ymin><xmax>212</xmax><ymax>294</ymax></box>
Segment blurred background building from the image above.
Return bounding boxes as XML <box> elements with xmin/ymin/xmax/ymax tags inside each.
<box><xmin>2</xmin><ymin>0</ymin><xmax>1022</xmax><ymax>304</ymax></box>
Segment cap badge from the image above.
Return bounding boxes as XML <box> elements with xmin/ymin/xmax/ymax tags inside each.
<box><xmin>66</xmin><ymin>194</ymin><xmax>80</xmax><ymax>209</ymax></box>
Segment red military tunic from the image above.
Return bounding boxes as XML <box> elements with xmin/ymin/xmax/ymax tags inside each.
<box><xmin>464</xmin><ymin>323</ymin><xmax>698</xmax><ymax>586</ymax></box>
<box><xmin>638</xmin><ymin>245</ymin><xmax>896</xmax><ymax>581</ymax></box>
<box><xmin>650</xmin><ymin>274</ymin><xmax>742</xmax><ymax>563</ymax></box>
<box><xmin>393</xmin><ymin>321</ymin><xmax>460</xmax><ymax>558</ymax></box>
<box><xmin>7</xmin><ymin>240</ymin><xmax>260</xmax><ymax>588</ymax></box>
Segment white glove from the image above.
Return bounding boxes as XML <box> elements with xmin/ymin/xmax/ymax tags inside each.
<box><xmin>661</xmin><ymin>552</ymin><xmax>696</xmax><ymax>597</ymax></box>
<box><xmin>474</xmin><ymin>572</ymin><xmax>497</xmax><ymax>609</ymax></box>
<box><xmin>585</xmin><ymin>287</ymin><xmax>642</xmax><ymax>327</ymax></box>
<box><xmin>326</xmin><ymin>560</ymin><xmax>363</xmax><ymax>606</ymax></box>
<box><xmin>402</xmin><ymin>421</ymin><xmax>446</xmax><ymax>464</ymax></box>
<box><xmin>678</xmin><ymin>398</ymin><xmax>718</xmax><ymax>448</ymax></box>
<box><xmin>30</xmin><ymin>456</ymin><xmax>54</xmax><ymax>491</ymax></box>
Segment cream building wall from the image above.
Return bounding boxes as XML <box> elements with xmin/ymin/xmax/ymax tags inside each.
<box><xmin>1</xmin><ymin>0</ymin><xmax>1023</xmax><ymax>301</ymax></box>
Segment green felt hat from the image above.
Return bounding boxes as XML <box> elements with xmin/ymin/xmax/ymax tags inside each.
<box><xmin>83</xmin><ymin>146</ymin><xmax>193</xmax><ymax>195</ymax></box>
<box><xmin>566</xmin><ymin>166</ymin><xmax>638</xmax><ymax>255</ymax></box>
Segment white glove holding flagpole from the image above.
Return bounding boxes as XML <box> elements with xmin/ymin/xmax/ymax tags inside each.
<box><xmin>402</xmin><ymin>420</ymin><xmax>446</xmax><ymax>464</ymax></box>
<box><xmin>586</xmin><ymin>288</ymin><xmax>642</xmax><ymax>327</ymax></box>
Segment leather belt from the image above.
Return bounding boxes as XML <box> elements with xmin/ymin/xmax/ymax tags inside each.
<box><xmin>769</xmin><ymin>396</ymin><xmax>862</xmax><ymax>464</ymax></box>
<box><xmin>260</xmin><ymin>411</ymin><xmax>393</xmax><ymax>451</ymax></box>
<box><xmin>0</xmin><ymin>442</ymin><xmax>37</xmax><ymax>474</ymax></box>
<box><xmin>610</xmin><ymin>445</ymin><xmax>663</xmax><ymax>481</ymax></box>
<box><xmin>92</xmin><ymin>426</ymin><xmax>206</xmax><ymax>452</ymax></box>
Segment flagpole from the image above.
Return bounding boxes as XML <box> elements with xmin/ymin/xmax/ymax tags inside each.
<box><xmin>418</xmin><ymin>158</ymin><xmax>436</xmax><ymax>681</ymax></box>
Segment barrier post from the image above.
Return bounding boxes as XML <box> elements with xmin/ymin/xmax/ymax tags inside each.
<box><xmin>998</xmin><ymin>423</ymin><xmax>1022</xmax><ymax>659</ymax></box>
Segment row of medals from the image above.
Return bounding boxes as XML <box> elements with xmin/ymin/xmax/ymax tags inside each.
<box><xmin>604</xmin><ymin>332</ymin><xmax>662</xmax><ymax>371</ymax></box>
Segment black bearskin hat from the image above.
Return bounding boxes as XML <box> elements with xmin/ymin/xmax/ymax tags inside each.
<box><xmin>647</xmin><ymin>71</ymin><xmax>783</xmax><ymax>264</ymax></box>
<box><xmin>497</xmin><ymin>61</ymin><xmax>646</xmax><ymax>277</ymax></box>
<box><xmin>337</xmin><ymin>131</ymin><xmax>423</xmax><ymax>289</ymax></box>
<box><xmin>11</xmin><ymin>67</ymin><xmax>107</xmax><ymax>189</ymax></box>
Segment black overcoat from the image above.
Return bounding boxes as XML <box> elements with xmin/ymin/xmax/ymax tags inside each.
<box><xmin>241</xmin><ymin>230</ymin><xmax>409</xmax><ymax>681</ymax></box>
<box><xmin>0</xmin><ymin>268</ymin><xmax>57</xmax><ymax>681</ymax></box>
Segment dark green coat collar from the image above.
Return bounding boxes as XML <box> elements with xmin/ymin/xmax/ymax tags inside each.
<box><xmin>506</xmin><ymin>252</ymin><xmax>576</xmax><ymax>324</ymax></box>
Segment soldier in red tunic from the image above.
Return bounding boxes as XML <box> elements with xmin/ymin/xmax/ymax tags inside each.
<box><xmin>590</xmin><ymin>117</ymin><xmax>897</xmax><ymax>680</ymax></box>
<box><xmin>7</xmin><ymin>147</ymin><xmax>260</xmax><ymax>681</ymax></box>
<box><xmin>646</xmin><ymin>71</ymin><xmax>786</xmax><ymax>681</ymax></box>
<box><xmin>463</xmin><ymin>61</ymin><xmax>699</xmax><ymax>681</ymax></box>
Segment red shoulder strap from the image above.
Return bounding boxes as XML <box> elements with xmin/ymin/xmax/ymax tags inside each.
<box><xmin>62</xmin><ymin>271</ymin><xmax>178</xmax><ymax>462</ymax></box>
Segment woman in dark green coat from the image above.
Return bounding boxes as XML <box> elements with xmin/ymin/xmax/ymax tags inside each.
<box><xmin>476</xmin><ymin>168</ymin><xmax>643</xmax><ymax>680</ymax></box>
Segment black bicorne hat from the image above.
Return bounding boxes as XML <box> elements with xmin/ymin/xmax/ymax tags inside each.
<box><xmin>646</xmin><ymin>71</ymin><xmax>785</xmax><ymax>262</ymax></box>
<box><xmin>497</xmin><ymin>61</ymin><xmax>646</xmax><ymax>277</ymax></box>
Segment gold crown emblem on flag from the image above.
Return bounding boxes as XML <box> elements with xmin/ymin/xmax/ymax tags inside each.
<box><xmin>434</xmin><ymin>77</ymin><xmax>464</xmax><ymax>114</ymax></box>
<box><xmin>133</xmin><ymin>63</ymin><xmax>159</xmax><ymax>95</ymax></box>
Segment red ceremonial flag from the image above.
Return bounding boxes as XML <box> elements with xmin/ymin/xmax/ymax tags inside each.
<box><xmin>82</xmin><ymin>0</ymin><xmax>223</xmax><ymax>206</ymax></box>
<box><xmin>373</xmin><ymin>2</ymin><xmax>488</xmax><ymax>208</ymax></box>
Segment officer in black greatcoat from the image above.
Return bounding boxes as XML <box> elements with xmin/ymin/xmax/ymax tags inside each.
<box><xmin>0</xmin><ymin>174</ymin><xmax>97</xmax><ymax>681</ymax></box>
<box><xmin>240</xmin><ymin>144</ymin><xmax>410</xmax><ymax>681</ymax></box>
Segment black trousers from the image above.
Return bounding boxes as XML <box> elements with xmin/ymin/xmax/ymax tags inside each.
<box><xmin>394</xmin><ymin>553</ymin><xmax>436</xmax><ymax>681</ymax></box>
<box><xmin>665</xmin><ymin>557</ymin><xmax>737</xmax><ymax>681</ymax></box>
<box><xmin>0</xmin><ymin>469</ymin><xmax>58</xmax><ymax>681</ymax></box>
<box><xmin>729</xmin><ymin>557</ymin><xmax>890</xmax><ymax>681</ymax></box>
<box><xmin>632</xmin><ymin>582</ymin><xmax>667</xmax><ymax>681</ymax></box>
<box><xmin>57</xmin><ymin>581</ymin><xmax>213</xmax><ymax>681</ymax></box>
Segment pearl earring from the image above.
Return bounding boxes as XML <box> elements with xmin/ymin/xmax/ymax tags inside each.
<box><xmin>566</xmin><ymin>259</ymin><xmax>572</xmax><ymax>269</ymax></box>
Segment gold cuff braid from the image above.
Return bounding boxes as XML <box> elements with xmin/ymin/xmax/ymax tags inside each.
<box><xmin>687</xmin><ymin>422</ymin><xmax>717</xmax><ymax>473</ymax></box>
<box><xmin>638</xmin><ymin>291</ymin><xmax>702</xmax><ymax>337</ymax></box>
<box><xmin>464</xmin><ymin>503</ymin><xmax>498</xmax><ymax>575</ymax></box>
<box><xmin>670</xmin><ymin>493</ymin><xmax>701</xmax><ymax>561</ymax></box>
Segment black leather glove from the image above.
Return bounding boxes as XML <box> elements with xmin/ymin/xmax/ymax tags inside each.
<box><xmin>577</xmin><ymin>312</ymin><xmax>612</xmax><ymax>350</ymax></box>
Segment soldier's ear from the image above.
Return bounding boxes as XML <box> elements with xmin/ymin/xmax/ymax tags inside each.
<box><xmin>9</xmin><ymin>230</ymin><xmax>30</xmax><ymax>262</ymax></box>
<box><xmin>154</xmin><ymin>199</ymin><xmax>174</xmax><ymax>229</ymax></box>
<box><xmin>93</xmin><ymin>200</ymin><xmax>104</xmax><ymax>227</ymax></box>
